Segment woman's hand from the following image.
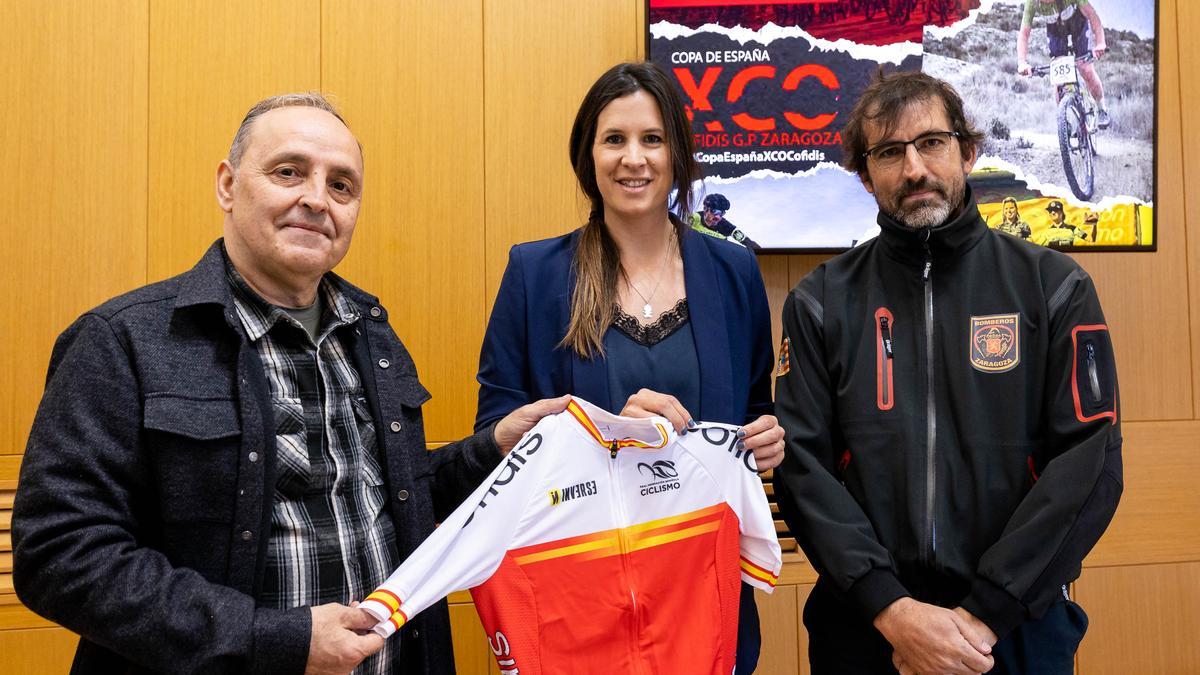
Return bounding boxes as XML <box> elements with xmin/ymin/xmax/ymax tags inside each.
<box><xmin>620</xmin><ymin>388</ymin><xmax>694</xmax><ymax>433</ymax></box>
<box><xmin>738</xmin><ymin>414</ymin><xmax>785</xmax><ymax>472</ymax></box>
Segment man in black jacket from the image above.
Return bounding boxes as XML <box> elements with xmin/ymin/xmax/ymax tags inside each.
<box><xmin>12</xmin><ymin>93</ymin><xmax>566</xmax><ymax>675</ymax></box>
<box><xmin>774</xmin><ymin>72</ymin><xmax>1122</xmax><ymax>674</ymax></box>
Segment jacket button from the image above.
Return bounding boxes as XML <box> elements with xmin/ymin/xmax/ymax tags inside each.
<box><xmin>241</xmin><ymin>530</ymin><xmax>253</xmax><ymax>541</ymax></box>
<box><xmin>390</xmin><ymin>421</ymin><xmax>402</xmax><ymax>432</ymax></box>
<box><xmin>370</xmin><ymin>306</ymin><xmax>382</xmax><ymax>317</ymax></box>
<box><xmin>397</xmin><ymin>489</ymin><xmax>409</xmax><ymax>502</ymax></box>
<box><xmin>411</xmin><ymin>629</ymin><xmax>419</xmax><ymax>639</ymax></box>
<box><xmin>378</xmin><ymin>359</ymin><xmax>390</xmax><ymax>369</ymax></box>
<box><xmin>248</xmin><ymin>452</ymin><xmax>259</xmax><ymax>463</ymax></box>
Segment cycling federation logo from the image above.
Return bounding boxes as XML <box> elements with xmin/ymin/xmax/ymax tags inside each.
<box><xmin>970</xmin><ymin>314</ymin><xmax>1020</xmax><ymax>373</ymax></box>
<box><xmin>548</xmin><ymin>480</ymin><xmax>598</xmax><ymax>507</ymax></box>
<box><xmin>636</xmin><ymin>460</ymin><xmax>681</xmax><ymax>496</ymax></box>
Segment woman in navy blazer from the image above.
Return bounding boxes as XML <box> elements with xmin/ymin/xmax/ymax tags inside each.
<box><xmin>474</xmin><ymin>62</ymin><xmax>783</xmax><ymax>674</ymax></box>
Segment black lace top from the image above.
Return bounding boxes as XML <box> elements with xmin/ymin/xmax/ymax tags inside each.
<box><xmin>611</xmin><ymin>298</ymin><xmax>690</xmax><ymax>346</ymax></box>
<box><xmin>603</xmin><ymin>298</ymin><xmax>700</xmax><ymax>417</ymax></box>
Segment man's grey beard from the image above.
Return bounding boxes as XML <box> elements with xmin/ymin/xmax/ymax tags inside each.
<box><xmin>879</xmin><ymin>176</ymin><xmax>966</xmax><ymax>230</ymax></box>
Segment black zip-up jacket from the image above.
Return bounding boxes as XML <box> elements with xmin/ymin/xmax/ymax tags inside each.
<box><xmin>774</xmin><ymin>193</ymin><xmax>1123</xmax><ymax>639</ymax></box>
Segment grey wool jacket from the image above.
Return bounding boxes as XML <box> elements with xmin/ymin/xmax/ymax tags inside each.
<box><xmin>13</xmin><ymin>240</ymin><xmax>501</xmax><ymax>674</ymax></box>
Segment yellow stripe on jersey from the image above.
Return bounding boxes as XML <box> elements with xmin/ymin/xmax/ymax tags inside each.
<box><xmin>628</xmin><ymin>520</ymin><xmax>722</xmax><ymax>552</ymax></box>
<box><xmin>514</xmin><ymin>504</ymin><xmax>729</xmax><ymax>566</ymax></box>
<box><xmin>513</xmin><ymin>535</ymin><xmax>621</xmax><ymax>565</ymax></box>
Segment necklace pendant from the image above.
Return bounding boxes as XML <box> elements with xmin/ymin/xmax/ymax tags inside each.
<box><xmin>642</xmin><ymin>303</ymin><xmax>653</xmax><ymax>319</ymax></box>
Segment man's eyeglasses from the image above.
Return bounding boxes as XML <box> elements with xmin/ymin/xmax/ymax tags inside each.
<box><xmin>863</xmin><ymin>131</ymin><xmax>960</xmax><ymax>169</ymax></box>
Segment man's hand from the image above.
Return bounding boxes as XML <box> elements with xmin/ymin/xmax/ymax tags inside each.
<box><xmin>619</xmin><ymin>388</ymin><xmax>693</xmax><ymax>433</ymax></box>
<box><xmin>493</xmin><ymin>395</ymin><xmax>572</xmax><ymax>454</ymax></box>
<box><xmin>306</xmin><ymin>603</ymin><xmax>385</xmax><ymax>675</ymax></box>
<box><xmin>1092</xmin><ymin>43</ymin><xmax>1108</xmax><ymax>59</ymax></box>
<box><xmin>953</xmin><ymin>607</ymin><xmax>999</xmax><ymax>652</ymax></box>
<box><xmin>1017</xmin><ymin>61</ymin><xmax>1032</xmax><ymax>76</ymax></box>
<box><xmin>874</xmin><ymin>598</ymin><xmax>994</xmax><ymax>675</ymax></box>
<box><xmin>738</xmin><ymin>414</ymin><xmax>785</xmax><ymax>472</ymax></box>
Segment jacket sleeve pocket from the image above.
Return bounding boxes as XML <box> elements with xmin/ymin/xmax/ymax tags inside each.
<box><xmin>1070</xmin><ymin>326</ymin><xmax>1116</xmax><ymax>423</ymax></box>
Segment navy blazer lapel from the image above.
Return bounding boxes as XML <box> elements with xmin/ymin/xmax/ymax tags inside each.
<box><xmin>565</xmin><ymin>244</ymin><xmax>612</xmax><ymax>411</ymax></box>
<box><xmin>682</xmin><ymin>232</ymin><xmax>733</xmax><ymax>422</ymax></box>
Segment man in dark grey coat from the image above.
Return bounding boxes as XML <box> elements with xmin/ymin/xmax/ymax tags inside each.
<box><xmin>12</xmin><ymin>93</ymin><xmax>566</xmax><ymax>675</ymax></box>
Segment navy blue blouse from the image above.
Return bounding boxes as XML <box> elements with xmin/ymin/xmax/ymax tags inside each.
<box><xmin>602</xmin><ymin>299</ymin><xmax>700</xmax><ymax>417</ymax></box>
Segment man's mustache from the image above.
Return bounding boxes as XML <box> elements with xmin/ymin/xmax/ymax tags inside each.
<box><xmin>896</xmin><ymin>178</ymin><xmax>946</xmax><ymax>203</ymax></box>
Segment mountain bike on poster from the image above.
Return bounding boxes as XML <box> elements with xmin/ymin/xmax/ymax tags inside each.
<box><xmin>1031</xmin><ymin>50</ymin><xmax>1100</xmax><ymax>200</ymax></box>
<box><xmin>925</xmin><ymin>0</ymin><xmax>961</xmax><ymax>25</ymax></box>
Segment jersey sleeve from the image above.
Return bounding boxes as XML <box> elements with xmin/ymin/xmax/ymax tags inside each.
<box><xmin>360</xmin><ymin>418</ymin><xmax>555</xmax><ymax>638</ymax></box>
<box><xmin>686</xmin><ymin>427</ymin><xmax>782</xmax><ymax>593</ymax></box>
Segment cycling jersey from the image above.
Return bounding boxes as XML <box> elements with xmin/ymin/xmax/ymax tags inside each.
<box><xmin>361</xmin><ymin>397</ymin><xmax>782</xmax><ymax>675</ymax></box>
<box><xmin>1022</xmin><ymin>0</ymin><xmax>1090</xmax><ymax>29</ymax></box>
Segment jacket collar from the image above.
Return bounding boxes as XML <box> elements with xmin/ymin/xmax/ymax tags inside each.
<box><xmin>875</xmin><ymin>185</ymin><xmax>989</xmax><ymax>266</ymax></box>
<box><xmin>174</xmin><ymin>239</ymin><xmax>386</xmax><ymax>327</ymax></box>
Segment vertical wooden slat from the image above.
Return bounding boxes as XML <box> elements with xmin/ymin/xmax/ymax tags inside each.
<box><xmin>483</xmin><ymin>0</ymin><xmax>641</xmax><ymax>319</ymax></box>
<box><xmin>147</xmin><ymin>0</ymin><xmax>322</xmax><ymax>283</ymax></box>
<box><xmin>1</xmin><ymin>1</ymin><xmax>149</xmax><ymax>456</ymax></box>
<box><xmin>322</xmin><ymin>0</ymin><xmax>485</xmax><ymax>440</ymax></box>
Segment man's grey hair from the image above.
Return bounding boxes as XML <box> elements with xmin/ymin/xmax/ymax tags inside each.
<box><xmin>227</xmin><ymin>92</ymin><xmax>351</xmax><ymax>167</ymax></box>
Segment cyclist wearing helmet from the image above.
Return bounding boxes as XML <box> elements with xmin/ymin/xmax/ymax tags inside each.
<box><xmin>994</xmin><ymin>196</ymin><xmax>1032</xmax><ymax>240</ymax></box>
<box><xmin>1034</xmin><ymin>199</ymin><xmax>1089</xmax><ymax>247</ymax></box>
<box><xmin>691</xmin><ymin>193</ymin><xmax>761</xmax><ymax>249</ymax></box>
<box><xmin>1016</xmin><ymin>0</ymin><xmax>1111</xmax><ymax>129</ymax></box>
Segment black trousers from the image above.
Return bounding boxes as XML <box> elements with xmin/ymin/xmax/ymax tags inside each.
<box><xmin>804</xmin><ymin>580</ymin><xmax>1088</xmax><ymax>675</ymax></box>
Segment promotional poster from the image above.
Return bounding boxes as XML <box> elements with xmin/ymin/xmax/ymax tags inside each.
<box><xmin>648</xmin><ymin>0</ymin><xmax>1156</xmax><ymax>251</ymax></box>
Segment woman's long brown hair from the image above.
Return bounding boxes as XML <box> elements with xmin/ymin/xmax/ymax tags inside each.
<box><xmin>560</xmin><ymin>62</ymin><xmax>701</xmax><ymax>359</ymax></box>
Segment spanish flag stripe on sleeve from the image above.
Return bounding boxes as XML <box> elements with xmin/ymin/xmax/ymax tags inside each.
<box><xmin>367</xmin><ymin>589</ymin><xmax>403</xmax><ymax>614</ymax></box>
<box><xmin>740</xmin><ymin>557</ymin><xmax>779</xmax><ymax>587</ymax></box>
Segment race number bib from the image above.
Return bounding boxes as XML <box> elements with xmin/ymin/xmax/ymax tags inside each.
<box><xmin>1050</xmin><ymin>56</ymin><xmax>1076</xmax><ymax>86</ymax></box>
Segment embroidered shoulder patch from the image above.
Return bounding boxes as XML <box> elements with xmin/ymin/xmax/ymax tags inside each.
<box><xmin>969</xmin><ymin>314</ymin><xmax>1020</xmax><ymax>373</ymax></box>
<box><xmin>776</xmin><ymin>337</ymin><xmax>791</xmax><ymax>377</ymax></box>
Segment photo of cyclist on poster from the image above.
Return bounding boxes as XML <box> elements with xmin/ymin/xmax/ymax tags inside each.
<box><xmin>923</xmin><ymin>0</ymin><xmax>1155</xmax><ymax>249</ymax></box>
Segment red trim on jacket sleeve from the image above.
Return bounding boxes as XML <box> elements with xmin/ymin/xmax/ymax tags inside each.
<box><xmin>1070</xmin><ymin>324</ymin><xmax>1117</xmax><ymax>424</ymax></box>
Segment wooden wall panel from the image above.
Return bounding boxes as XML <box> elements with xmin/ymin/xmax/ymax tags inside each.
<box><xmin>1085</xmin><ymin>421</ymin><xmax>1200</xmax><ymax>567</ymax></box>
<box><xmin>147</xmin><ymin>0</ymin><xmax>322</xmax><ymax>283</ymax></box>
<box><xmin>756</xmin><ymin>584</ymin><xmax>804</xmax><ymax>675</ymax></box>
<box><xmin>449</xmin><ymin>601</ymin><xmax>500</xmax><ymax>675</ymax></box>
<box><xmin>323</xmin><ymin>0</ymin><xmax>485</xmax><ymax>440</ymax></box>
<box><xmin>1071</xmin><ymin>0</ymin><xmax>1192</xmax><ymax>423</ymax></box>
<box><xmin>1076</xmin><ymin>562</ymin><xmax>1200</xmax><ymax>675</ymax></box>
<box><xmin>483</xmin><ymin>0</ymin><xmax>641</xmax><ymax>314</ymax></box>
<box><xmin>0</xmin><ymin>627</ymin><xmax>77</xmax><ymax>674</ymax></box>
<box><xmin>1178</xmin><ymin>0</ymin><xmax>1200</xmax><ymax>420</ymax></box>
<box><xmin>1</xmin><ymin>1</ymin><xmax>149</xmax><ymax>456</ymax></box>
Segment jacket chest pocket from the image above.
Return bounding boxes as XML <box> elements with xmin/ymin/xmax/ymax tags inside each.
<box><xmin>143</xmin><ymin>395</ymin><xmax>241</xmax><ymax>523</ymax></box>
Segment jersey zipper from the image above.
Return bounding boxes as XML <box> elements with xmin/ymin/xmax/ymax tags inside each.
<box><xmin>1085</xmin><ymin>342</ymin><xmax>1102</xmax><ymax>402</ymax></box>
<box><xmin>922</xmin><ymin>231</ymin><xmax>937</xmax><ymax>565</ymax></box>
<box><xmin>608</xmin><ymin>442</ymin><xmax>647</xmax><ymax>675</ymax></box>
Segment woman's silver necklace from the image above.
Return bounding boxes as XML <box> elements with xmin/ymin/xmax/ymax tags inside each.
<box><xmin>622</xmin><ymin>234</ymin><xmax>675</xmax><ymax>320</ymax></box>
